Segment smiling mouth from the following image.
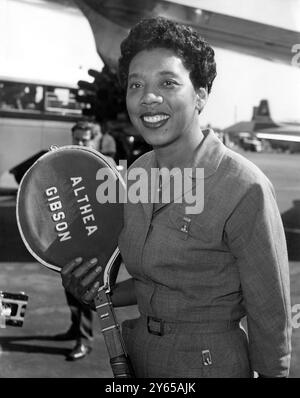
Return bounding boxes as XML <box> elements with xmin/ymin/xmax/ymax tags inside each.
<box><xmin>140</xmin><ymin>113</ymin><xmax>170</xmax><ymax>129</ymax></box>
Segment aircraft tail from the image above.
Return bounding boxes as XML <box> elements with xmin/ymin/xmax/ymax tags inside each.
<box><xmin>252</xmin><ymin>100</ymin><xmax>278</xmax><ymax>130</ymax></box>
<box><xmin>252</xmin><ymin>99</ymin><xmax>272</xmax><ymax>120</ymax></box>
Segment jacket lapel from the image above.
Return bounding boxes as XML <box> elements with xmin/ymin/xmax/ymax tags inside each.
<box><xmin>137</xmin><ymin>129</ymin><xmax>227</xmax><ymax>217</ymax></box>
<box><xmin>152</xmin><ymin>129</ymin><xmax>226</xmax><ymax>214</ymax></box>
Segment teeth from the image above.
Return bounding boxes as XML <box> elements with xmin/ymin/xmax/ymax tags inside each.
<box><xmin>143</xmin><ymin>114</ymin><xmax>169</xmax><ymax>123</ymax></box>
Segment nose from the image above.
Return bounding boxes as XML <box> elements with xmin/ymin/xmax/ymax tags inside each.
<box><xmin>141</xmin><ymin>91</ymin><xmax>163</xmax><ymax>106</ymax></box>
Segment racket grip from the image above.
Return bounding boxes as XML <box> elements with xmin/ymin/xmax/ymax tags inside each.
<box><xmin>110</xmin><ymin>355</ymin><xmax>135</xmax><ymax>378</ymax></box>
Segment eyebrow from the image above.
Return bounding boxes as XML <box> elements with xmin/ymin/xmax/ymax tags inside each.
<box><xmin>158</xmin><ymin>71</ymin><xmax>179</xmax><ymax>77</ymax></box>
<box><xmin>128</xmin><ymin>71</ymin><xmax>180</xmax><ymax>80</ymax></box>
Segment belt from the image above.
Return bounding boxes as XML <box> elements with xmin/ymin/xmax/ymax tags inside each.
<box><xmin>144</xmin><ymin>315</ymin><xmax>240</xmax><ymax>336</ymax></box>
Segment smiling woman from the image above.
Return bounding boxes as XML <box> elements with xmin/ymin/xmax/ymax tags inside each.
<box><xmin>61</xmin><ymin>16</ymin><xmax>292</xmax><ymax>378</ymax></box>
<box><xmin>126</xmin><ymin>48</ymin><xmax>202</xmax><ymax>150</ymax></box>
<box><xmin>119</xmin><ymin>17</ymin><xmax>216</xmax><ymax>154</ymax></box>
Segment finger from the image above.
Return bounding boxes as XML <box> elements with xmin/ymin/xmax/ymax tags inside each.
<box><xmin>77</xmin><ymin>268</ymin><xmax>102</xmax><ymax>300</ymax></box>
<box><xmin>77</xmin><ymin>80</ymin><xmax>95</xmax><ymax>92</ymax></box>
<box><xmin>88</xmin><ymin>69</ymin><xmax>101</xmax><ymax>78</ymax></box>
<box><xmin>80</xmin><ymin>264</ymin><xmax>103</xmax><ymax>288</ymax></box>
<box><xmin>82</xmin><ymin>280</ymin><xmax>101</xmax><ymax>303</ymax></box>
<box><xmin>73</xmin><ymin>257</ymin><xmax>98</xmax><ymax>279</ymax></box>
<box><xmin>61</xmin><ymin>257</ymin><xmax>82</xmax><ymax>276</ymax></box>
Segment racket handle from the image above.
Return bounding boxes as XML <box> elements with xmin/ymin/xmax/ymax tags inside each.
<box><xmin>110</xmin><ymin>355</ymin><xmax>135</xmax><ymax>378</ymax></box>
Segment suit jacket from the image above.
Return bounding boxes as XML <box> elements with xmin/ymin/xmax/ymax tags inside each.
<box><xmin>118</xmin><ymin>129</ymin><xmax>292</xmax><ymax>377</ymax></box>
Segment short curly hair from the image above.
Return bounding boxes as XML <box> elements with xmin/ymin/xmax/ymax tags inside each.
<box><xmin>118</xmin><ymin>17</ymin><xmax>217</xmax><ymax>94</ymax></box>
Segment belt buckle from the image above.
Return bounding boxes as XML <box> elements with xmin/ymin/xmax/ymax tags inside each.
<box><xmin>147</xmin><ymin>316</ymin><xmax>164</xmax><ymax>336</ymax></box>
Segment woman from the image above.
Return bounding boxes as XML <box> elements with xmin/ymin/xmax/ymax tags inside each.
<box><xmin>61</xmin><ymin>17</ymin><xmax>291</xmax><ymax>378</ymax></box>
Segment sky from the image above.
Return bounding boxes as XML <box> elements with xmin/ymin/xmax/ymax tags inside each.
<box><xmin>0</xmin><ymin>0</ymin><xmax>299</xmax><ymax>128</ymax></box>
<box><xmin>0</xmin><ymin>0</ymin><xmax>103</xmax><ymax>85</ymax></box>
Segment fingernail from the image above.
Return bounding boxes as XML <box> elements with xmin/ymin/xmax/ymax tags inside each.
<box><xmin>94</xmin><ymin>281</ymin><xmax>100</xmax><ymax>289</ymax></box>
<box><xmin>90</xmin><ymin>258</ymin><xmax>98</xmax><ymax>265</ymax></box>
<box><xmin>75</xmin><ymin>257</ymin><xmax>82</xmax><ymax>263</ymax></box>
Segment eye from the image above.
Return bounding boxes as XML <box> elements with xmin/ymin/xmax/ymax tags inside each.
<box><xmin>128</xmin><ymin>81</ymin><xmax>143</xmax><ymax>89</ymax></box>
<box><xmin>162</xmin><ymin>80</ymin><xmax>178</xmax><ymax>88</ymax></box>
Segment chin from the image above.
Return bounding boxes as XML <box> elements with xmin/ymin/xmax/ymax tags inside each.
<box><xmin>143</xmin><ymin>135</ymin><xmax>165</xmax><ymax>148</ymax></box>
<box><xmin>140</xmin><ymin>128</ymin><xmax>169</xmax><ymax>146</ymax></box>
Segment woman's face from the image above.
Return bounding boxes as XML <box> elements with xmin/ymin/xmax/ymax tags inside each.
<box><xmin>126</xmin><ymin>48</ymin><xmax>201</xmax><ymax>149</ymax></box>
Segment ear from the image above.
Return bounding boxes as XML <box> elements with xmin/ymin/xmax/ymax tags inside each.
<box><xmin>195</xmin><ymin>87</ymin><xmax>208</xmax><ymax>114</ymax></box>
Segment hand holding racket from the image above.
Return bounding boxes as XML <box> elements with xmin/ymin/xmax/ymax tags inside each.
<box><xmin>16</xmin><ymin>145</ymin><xmax>135</xmax><ymax>377</ymax></box>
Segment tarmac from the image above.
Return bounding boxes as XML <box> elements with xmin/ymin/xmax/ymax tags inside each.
<box><xmin>0</xmin><ymin>148</ymin><xmax>300</xmax><ymax>378</ymax></box>
<box><xmin>0</xmin><ymin>261</ymin><xmax>139</xmax><ymax>378</ymax></box>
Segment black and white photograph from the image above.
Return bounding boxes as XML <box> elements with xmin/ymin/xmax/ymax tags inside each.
<box><xmin>0</xmin><ymin>0</ymin><xmax>300</xmax><ymax>381</ymax></box>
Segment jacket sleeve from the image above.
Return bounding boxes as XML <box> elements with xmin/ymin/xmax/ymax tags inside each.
<box><xmin>225</xmin><ymin>179</ymin><xmax>292</xmax><ymax>377</ymax></box>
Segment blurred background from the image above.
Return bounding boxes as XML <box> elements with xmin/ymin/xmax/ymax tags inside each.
<box><xmin>0</xmin><ymin>0</ymin><xmax>300</xmax><ymax>378</ymax></box>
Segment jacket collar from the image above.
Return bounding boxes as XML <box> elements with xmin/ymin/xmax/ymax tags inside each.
<box><xmin>144</xmin><ymin>129</ymin><xmax>226</xmax><ymax>178</ymax></box>
<box><xmin>188</xmin><ymin>128</ymin><xmax>227</xmax><ymax>179</ymax></box>
<box><xmin>139</xmin><ymin>129</ymin><xmax>227</xmax><ymax>216</ymax></box>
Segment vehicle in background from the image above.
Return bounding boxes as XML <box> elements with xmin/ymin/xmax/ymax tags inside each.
<box><xmin>0</xmin><ymin>77</ymin><xmax>83</xmax><ymax>185</ymax></box>
<box><xmin>238</xmin><ymin>132</ymin><xmax>263</xmax><ymax>152</ymax></box>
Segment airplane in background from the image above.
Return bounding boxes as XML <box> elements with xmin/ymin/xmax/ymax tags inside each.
<box><xmin>224</xmin><ymin>99</ymin><xmax>300</xmax><ymax>152</ymax></box>
<box><xmin>71</xmin><ymin>0</ymin><xmax>300</xmax><ymax>69</ymax></box>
